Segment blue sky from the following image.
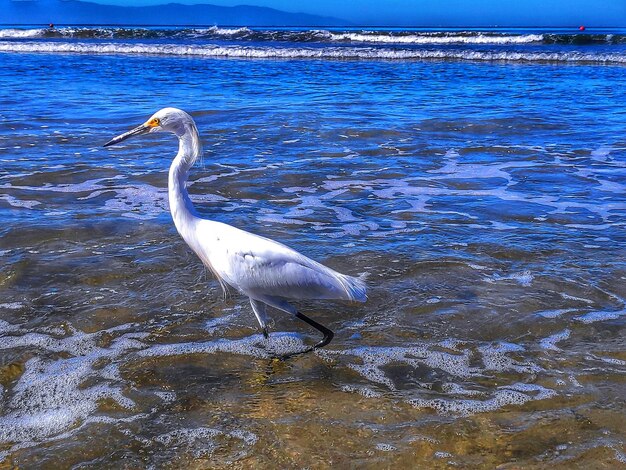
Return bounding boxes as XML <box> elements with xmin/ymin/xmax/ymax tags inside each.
<box><xmin>87</xmin><ymin>0</ymin><xmax>626</xmax><ymax>26</ymax></box>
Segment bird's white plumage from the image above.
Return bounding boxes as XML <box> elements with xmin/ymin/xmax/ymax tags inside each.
<box><xmin>190</xmin><ymin>218</ymin><xmax>367</xmax><ymax>303</ymax></box>
<box><xmin>107</xmin><ymin>107</ymin><xmax>366</xmax><ymax>336</ymax></box>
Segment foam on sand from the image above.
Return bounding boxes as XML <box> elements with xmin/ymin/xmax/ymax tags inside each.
<box><xmin>151</xmin><ymin>426</ymin><xmax>257</xmax><ymax>458</ymax></box>
<box><xmin>0</xmin><ymin>326</ymin><xmax>147</xmax><ymax>446</ymax></box>
<box><xmin>324</xmin><ymin>340</ymin><xmax>553</xmax><ymax>415</ymax></box>
<box><xmin>539</xmin><ymin>329</ymin><xmax>571</xmax><ymax>351</ymax></box>
<box><xmin>138</xmin><ymin>332</ymin><xmax>310</xmax><ymax>360</ymax></box>
<box><xmin>408</xmin><ymin>383</ymin><xmax>556</xmax><ymax>415</ymax></box>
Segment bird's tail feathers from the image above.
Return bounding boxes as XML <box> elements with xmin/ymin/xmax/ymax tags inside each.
<box><xmin>337</xmin><ymin>273</ymin><xmax>368</xmax><ymax>303</ymax></box>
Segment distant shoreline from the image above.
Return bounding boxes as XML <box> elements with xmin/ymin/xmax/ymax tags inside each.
<box><xmin>1</xmin><ymin>24</ymin><xmax>621</xmax><ymax>29</ymax></box>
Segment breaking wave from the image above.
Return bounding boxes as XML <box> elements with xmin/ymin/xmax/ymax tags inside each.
<box><xmin>327</xmin><ymin>31</ymin><xmax>545</xmax><ymax>44</ymax></box>
<box><xmin>0</xmin><ymin>28</ymin><xmax>45</xmax><ymax>38</ymax></box>
<box><xmin>1</xmin><ymin>27</ymin><xmax>625</xmax><ymax>45</ymax></box>
<box><xmin>1</xmin><ymin>40</ymin><xmax>625</xmax><ymax>64</ymax></box>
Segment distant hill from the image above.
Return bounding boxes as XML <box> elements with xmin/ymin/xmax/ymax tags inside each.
<box><xmin>3</xmin><ymin>0</ymin><xmax>349</xmax><ymax>26</ymax></box>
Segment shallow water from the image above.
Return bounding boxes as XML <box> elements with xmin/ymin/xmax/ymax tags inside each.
<box><xmin>0</xmin><ymin>27</ymin><xmax>625</xmax><ymax>468</ymax></box>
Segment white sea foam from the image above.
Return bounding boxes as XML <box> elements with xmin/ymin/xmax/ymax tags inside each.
<box><xmin>375</xmin><ymin>442</ymin><xmax>396</xmax><ymax>451</ymax></box>
<box><xmin>588</xmin><ymin>354</ymin><xmax>626</xmax><ymax>366</ymax></box>
<box><xmin>324</xmin><ymin>167</ymin><xmax>616</xmax><ymax>232</ymax></box>
<box><xmin>0</xmin><ymin>319</ymin><xmax>21</xmax><ymax>334</ymax></box>
<box><xmin>1</xmin><ymin>175</ymin><xmax>125</xmax><ymax>194</ymax></box>
<box><xmin>0</xmin><ymin>26</ymin><xmax>239</xmax><ymax>39</ymax></box>
<box><xmin>154</xmin><ymin>391</ymin><xmax>177</xmax><ymax>403</ymax></box>
<box><xmin>0</xmin><ymin>327</ymin><xmax>148</xmax><ymax>445</ymax></box>
<box><xmin>442</xmin><ymin>383</ymin><xmax>483</xmax><ymax>396</ymax></box>
<box><xmin>408</xmin><ymin>383</ymin><xmax>556</xmax><ymax>415</ymax></box>
<box><xmin>485</xmin><ymin>270</ymin><xmax>534</xmax><ymax>287</ymax></box>
<box><xmin>0</xmin><ymin>302</ymin><xmax>23</xmax><ymax>311</ymax></box>
<box><xmin>322</xmin><ymin>340</ymin><xmax>557</xmax><ymax>415</ymax></box>
<box><xmin>560</xmin><ymin>293</ymin><xmax>594</xmax><ymax>304</ymax></box>
<box><xmin>153</xmin><ymin>426</ymin><xmax>257</xmax><ymax>458</ymax></box>
<box><xmin>340</xmin><ymin>384</ymin><xmax>384</xmax><ymax>398</ymax></box>
<box><xmin>204</xmin><ymin>311</ymin><xmax>240</xmax><ymax>334</ymax></box>
<box><xmin>329</xmin><ymin>32</ymin><xmax>544</xmax><ymax>45</ymax></box>
<box><xmin>139</xmin><ymin>332</ymin><xmax>309</xmax><ymax>359</ymax></box>
<box><xmin>0</xmin><ymin>41</ymin><xmax>624</xmax><ymax>64</ymax></box>
<box><xmin>591</xmin><ymin>146</ymin><xmax>613</xmax><ymax>161</ymax></box>
<box><xmin>327</xmin><ymin>344</ymin><xmax>475</xmax><ymax>390</ymax></box>
<box><xmin>2</xmin><ymin>175</ymin><xmax>221</xmax><ymax>219</ymax></box>
<box><xmin>478</xmin><ymin>342</ymin><xmax>541</xmax><ymax>374</ymax></box>
<box><xmin>575</xmin><ymin>309</ymin><xmax>626</xmax><ymax>324</ymax></box>
<box><xmin>204</xmin><ymin>26</ymin><xmax>252</xmax><ymax>36</ymax></box>
<box><xmin>325</xmin><ymin>340</ymin><xmax>541</xmax><ymax>389</ymax></box>
<box><xmin>615</xmin><ymin>448</ymin><xmax>626</xmax><ymax>464</ymax></box>
<box><xmin>0</xmin><ymin>193</ymin><xmax>41</xmax><ymax>209</ymax></box>
<box><xmin>535</xmin><ymin>308</ymin><xmax>577</xmax><ymax>319</ymax></box>
<box><xmin>539</xmin><ymin>329</ymin><xmax>571</xmax><ymax>351</ymax></box>
<box><xmin>0</xmin><ymin>28</ymin><xmax>44</xmax><ymax>38</ymax></box>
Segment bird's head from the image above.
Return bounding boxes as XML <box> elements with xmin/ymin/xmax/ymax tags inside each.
<box><xmin>103</xmin><ymin>107</ymin><xmax>194</xmax><ymax>147</ymax></box>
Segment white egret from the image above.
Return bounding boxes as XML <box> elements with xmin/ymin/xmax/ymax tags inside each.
<box><xmin>104</xmin><ymin>108</ymin><xmax>366</xmax><ymax>356</ymax></box>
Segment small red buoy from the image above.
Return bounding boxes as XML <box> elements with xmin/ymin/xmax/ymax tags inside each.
<box><xmin>579</xmin><ymin>25</ymin><xmax>585</xmax><ymax>31</ymax></box>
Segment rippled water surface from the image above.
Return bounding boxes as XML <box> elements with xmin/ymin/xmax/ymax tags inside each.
<box><xmin>1</xmin><ymin>28</ymin><xmax>625</xmax><ymax>468</ymax></box>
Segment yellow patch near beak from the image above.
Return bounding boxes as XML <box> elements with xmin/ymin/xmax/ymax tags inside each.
<box><xmin>146</xmin><ymin>118</ymin><xmax>161</xmax><ymax>128</ymax></box>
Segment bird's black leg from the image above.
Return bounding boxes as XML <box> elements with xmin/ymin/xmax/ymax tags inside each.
<box><xmin>262</xmin><ymin>326</ymin><xmax>269</xmax><ymax>339</ymax></box>
<box><xmin>270</xmin><ymin>312</ymin><xmax>334</xmax><ymax>361</ymax></box>
<box><xmin>295</xmin><ymin>311</ymin><xmax>334</xmax><ymax>350</ymax></box>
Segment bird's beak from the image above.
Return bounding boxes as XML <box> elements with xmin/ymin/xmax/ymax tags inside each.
<box><xmin>103</xmin><ymin>123</ymin><xmax>151</xmax><ymax>147</ymax></box>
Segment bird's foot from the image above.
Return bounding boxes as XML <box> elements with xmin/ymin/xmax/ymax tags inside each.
<box><xmin>261</xmin><ymin>312</ymin><xmax>335</xmax><ymax>361</ymax></box>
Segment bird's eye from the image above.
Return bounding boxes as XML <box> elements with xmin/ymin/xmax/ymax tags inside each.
<box><xmin>148</xmin><ymin>118</ymin><xmax>161</xmax><ymax>127</ymax></box>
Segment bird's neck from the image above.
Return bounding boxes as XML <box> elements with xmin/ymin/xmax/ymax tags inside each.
<box><xmin>168</xmin><ymin>126</ymin><xmax>201</xmax><ymax>236</ymax></box>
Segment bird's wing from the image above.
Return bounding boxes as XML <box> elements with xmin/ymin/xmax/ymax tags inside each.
<box><xmin>197</xmin><ymin>220</ymin><xmax>366</xmax><ymax>302</ymax></box>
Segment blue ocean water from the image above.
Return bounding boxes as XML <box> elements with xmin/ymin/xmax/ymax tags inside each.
<box><xmin>0</xmin><ymin>26</ymin><xmax>625</xmax><ymax>467</ymax></box>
